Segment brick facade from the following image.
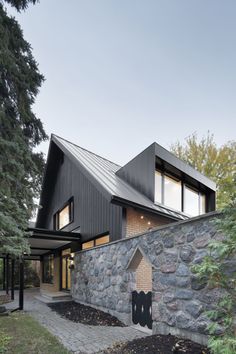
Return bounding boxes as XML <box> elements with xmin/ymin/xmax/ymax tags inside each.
<box><xmin>125</xmin><ymin>207</ymin><xmax>170</xmax><ymax>238</ymax></box>
<box><xmin>136</xmin><ymin>256</ymin><xmax>152</xmax><ymax>292</ymax></box>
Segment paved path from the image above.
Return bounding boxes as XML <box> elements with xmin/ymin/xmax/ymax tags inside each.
<box><xmin>4</xmin><ymin>289</ymin><xmax>148</xmax><ymax>353</ymax></box>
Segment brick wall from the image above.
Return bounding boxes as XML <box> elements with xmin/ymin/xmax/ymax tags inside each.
<box><xmin>136</xmin><ymin>256</ymin><xmax>152</xmax><ymax>292</ymax></box>
<box><xmin>126</xmin><ymin>207</ymin><xmax>170</xmax><ymax>238</ymax></box>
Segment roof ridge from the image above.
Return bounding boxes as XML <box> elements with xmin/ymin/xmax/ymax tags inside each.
<box><xmin>52</xmin><ymin>134</ymin><xmax>121</xmax><ymax>168</ymax></box>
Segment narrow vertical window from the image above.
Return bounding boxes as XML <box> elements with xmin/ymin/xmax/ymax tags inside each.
<box><xmin>43</xmin><ymin>254</ymin><xmax>54</xmax><ymax>284</ymax></box>
<box><xmin>164</xmin><ymin>175</ymin><xmax>182</xmax><ymax>211</ymax></box>
<box><xmin>199</xmin><ymin>193</ymin><xmax>206</xmax><ymax>214</ymax></box>
<box><xmin>184</xmin><ymin>186</ymin><xmax>199</xmax><ymax>216</ymax></box>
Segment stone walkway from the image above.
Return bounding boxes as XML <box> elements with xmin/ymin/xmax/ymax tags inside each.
<box><xmin>4</xmin><ymin>289</ymin><xmax>148</xmax><ymax>353</ymax></box>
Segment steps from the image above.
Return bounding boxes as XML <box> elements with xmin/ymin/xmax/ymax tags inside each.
<box><xmin>35</xmin><ymin>291</ymin><xmax>72</xmax><ymax>304</ymax></box>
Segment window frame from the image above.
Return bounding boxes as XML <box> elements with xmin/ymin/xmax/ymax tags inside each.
<box><xmin>154</xmin><ymin>169</ymin><xmax>206</xmax><ymax>216</ymax></box>
<box><xmin>53</xmin><ymin>198</ymin><xmax>74</xmax><ymax>230</ymax></box>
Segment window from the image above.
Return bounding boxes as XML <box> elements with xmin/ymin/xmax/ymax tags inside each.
<box><xmin>82</xmin><ymin>234</ymin><xmax>110</xmax><ymax>250</ymax></box>
<box><xmin>54</xmin><ymin>199</ymin><xmax>73</xmax><ymax>230</ymax></box>
<box><xmin>184</xmin><ymin>186</ymin><xmax>206</xmax><ymax>216</ymax></box>
<box><xmin>43</xmin><ymin>254</ymin><xmax>54</xmax><ymax>284</ymax></box>
<box><xmin>95</xmin><ymin>235</ymin><xmax>110</xmax><ymax>246</ymax></box>
<box><xmin>164</xmin><ymin>175</ymin><xmax>182</xmax><ymax>211</ymax></box>
<box><xmin>155</xmin><ymin>170</ymin><xmax>206</xmax><ymax>216</ymax></box>
<box><xmin>82</xmin><ymin>240</ymin><xmax>94</xmax><ymax>250</ymax></box>
<box><xmin>200</xmin><ymin>193</ymin><xmax>206</xmax><ymax>215</ymax></box>
<box><xmin>155</xmin><ymin>171</ymin><xmax>181</xmax><ymax>211</ymax></box>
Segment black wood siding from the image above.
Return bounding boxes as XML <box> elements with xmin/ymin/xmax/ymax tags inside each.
<box><xmin>38</xmin><ymin>153</ymin><xmax>123</xmax><ymax>242</ymax></box>
<box><xmin>116</xmin><ymin>143</ymin><xmax>156</xmax><ymax>202</ymax></box>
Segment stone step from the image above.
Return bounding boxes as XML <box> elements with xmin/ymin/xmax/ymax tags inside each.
<box><xmin>35</xmin><ymin>291</ymin><xmax>72</xmax><ymax>304</ymax></box>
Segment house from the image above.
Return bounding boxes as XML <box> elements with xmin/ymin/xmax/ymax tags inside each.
<box><xmin>29</xmin><ymin>134</ymin><xmax>216</xmax><ymax>294</ymax></box>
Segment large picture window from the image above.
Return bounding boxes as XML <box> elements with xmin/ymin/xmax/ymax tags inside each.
<box><xmin>164</xmin><ymin>175</ymin><xmax>182</xmax><ymax>211</ymax></box>
<box><xmin>155</xmin><ymin>170</ymin><xmax>206</xmax><ymax>216</ymax></box>
<box><xmin>43</xmin><ymin>254</ymin><xmax>54</xmax><ymax>284</ymax></box>
<box><xmin>54</xmin><ymin>198</ymin><xmax>73</xmax><ymax>230</ymax></box>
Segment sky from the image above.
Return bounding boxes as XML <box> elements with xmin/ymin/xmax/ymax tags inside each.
<box><xmin>7</xmin><ymin>0</ymin><xmax>236</xmax><ymax>166</ymax></box>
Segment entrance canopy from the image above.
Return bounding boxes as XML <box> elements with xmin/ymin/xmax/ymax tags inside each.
<box><xmin>27</xmin><ymin>227</ymin><xmax>81</xmax><ymax>260</ymax></box>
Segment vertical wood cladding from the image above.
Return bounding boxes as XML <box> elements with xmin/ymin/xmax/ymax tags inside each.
<box><xmin>116</xmin><ymin>143</ymin><xmax>156</xmax><ymax>202</ymax></box>
<box><xmin>38</xmin><ymin>153</ymin><xmax>122</xmax><ymax>242</ymax></box>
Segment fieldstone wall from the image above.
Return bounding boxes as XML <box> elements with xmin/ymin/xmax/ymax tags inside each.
<box><xmin>72</xmin><ymin>211</ymin><xmax>225</xmax><ymax>345</ymax></box>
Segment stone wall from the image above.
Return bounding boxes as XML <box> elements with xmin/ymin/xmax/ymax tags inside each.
<box><xmin>72</xmin><ymin>211</ymin><xmax>224</xmax><ymax>345</ymax></box>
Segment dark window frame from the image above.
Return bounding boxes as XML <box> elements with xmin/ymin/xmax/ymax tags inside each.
<box><xmin>155</xmin><ymin>169</ymin><xmax>206</xmax><ymax>216</ymax></box>
<box><xmin>53</xmin><ymin>197</ymin><xmax>74</xmax><ymax>230</ymax></box>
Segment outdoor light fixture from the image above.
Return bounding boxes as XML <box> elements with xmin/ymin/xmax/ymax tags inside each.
<box><xmin>140</xmin><ymin>215</ymin><xmax>144</xmax><ymax>219</ymax></box>
<box><xmin>147</xmin><ymin>221</ymin><xmax>151</xmax><ymax>225</ymax></box>
<box><xmin>69</xmin><ymin>253</ymin><xmax>75</xmax><ymax>269</ymax></box>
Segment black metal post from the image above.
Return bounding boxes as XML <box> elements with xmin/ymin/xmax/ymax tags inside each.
<box><xmin>19</xmin><ymin>258</ymin><xmax>24</xmax><ymax>310</ymax></box>
<box><xmin>11</xmin><ymin>259</ymin><xmax>15</xmax><ymax>300</ymax></box>
<box><xmin>2</xmin><ymin>258</ymin><xmax>6</xmax><ymax>291</ymax></box>
<box><xmin>6</xmin><ymin>255</ymin><xmax>9</xmax><ymax>295</ymax></box>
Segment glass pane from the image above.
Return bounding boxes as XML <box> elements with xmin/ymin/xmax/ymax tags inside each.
<box><xmin>43</xmin><ymin>255</ymin><xmax>54</xmax><ymax>284</ymax></box>
<box><xmin>95</xmin><ymin>235</ymin><xmax>110</xmax><ymax>246</ymax></box>
<box><xmin>59</xmin><ymin>205</ymin><xmax>70</xmax><ymax>229</ymax></box>
<box><xmin>62</xmin><ymin>248</ymin><xmax>71</xmax><ymax>256</ymax></box>
<box><xmin>67</xmin><ymin>264</ymin><xmax>71</xmax><ymax>290</ymax></box>
<box><xmin>184</xmin><ymin>186</ymin><xmax>199</xmax><ymax>216</ymax></box>
<box><xmin>200</xmin><ymin>193</ymin><xmax>206</xmax><ymax>214</ymax></box>
<box><xmin>82</xmin><ymin>241</ymin><xmax>94</xmax><ymax>250</ymax></box>
<box><xmin>62</xmin><ymin>257</ymin><xmax>67</xmax><ymax>289</ymax></box>
<box><xmin>164</xmin><ymin>175</ymin><xmax>182</xmax><ymax>211</ymax></box>
<box><xmin>155</xmin><ymin>171</ymin><xmax>162</xmax><ymax>203</ymax></box>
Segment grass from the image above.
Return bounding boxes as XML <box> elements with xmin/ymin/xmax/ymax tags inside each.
<box><xmin>0</xmin><ymin>312</ymin><xmax>70</xmax><ymax>354</ymax></box>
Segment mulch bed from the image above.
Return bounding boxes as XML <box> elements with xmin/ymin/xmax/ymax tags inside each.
<box><xmin>48</xmin><ymin>301</ymin><xmax>126</xmax><ymax>327</ymax></box>
<box><xmin>101</xmin><ymin>334</ymin><xmax>210</xmax><ymax>354</ymax></box>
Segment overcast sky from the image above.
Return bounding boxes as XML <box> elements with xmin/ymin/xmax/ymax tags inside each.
<box><xmin>8</xmin><ymin>0</ymin><xmax>236</xmax><ymax>165</ymax></box>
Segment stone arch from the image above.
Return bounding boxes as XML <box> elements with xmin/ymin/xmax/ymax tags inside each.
<box><xmin>127</xmin><ymin>247</ymin><xmax>152</xmax><ymax>293</ymax></box>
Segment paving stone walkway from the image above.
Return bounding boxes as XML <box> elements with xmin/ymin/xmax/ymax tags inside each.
<box><xmin>4</xmin><ymin>289</ymin><xmax>148</xmax><ymax>353</ymax></box>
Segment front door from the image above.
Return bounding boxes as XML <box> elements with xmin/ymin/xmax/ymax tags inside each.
<box><xmin>61</xmin><ymin>249</ymin><xmax>71</xmax><ymax>291</ymax></box>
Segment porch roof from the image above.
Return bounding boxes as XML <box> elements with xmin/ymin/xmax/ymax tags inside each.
<box><xmin>27</xmin><ymin>227</ymin><xmax>81</xmax><ymax>259</ymax></box>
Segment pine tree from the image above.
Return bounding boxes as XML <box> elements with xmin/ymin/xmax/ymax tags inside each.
<box><xmin>0</xmin><ymin>0</ymin><xmax>47</xmax><ymax>256</ymax></box>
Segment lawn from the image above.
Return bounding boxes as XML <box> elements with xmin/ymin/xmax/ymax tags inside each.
<box><xmin>0</xmin><ymin>312</ymin><xmax>70</xmax><ymax>354</ymax></box>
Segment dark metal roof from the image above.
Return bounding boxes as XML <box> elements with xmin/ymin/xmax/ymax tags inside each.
<box><xmin>52</xmin><ymin>135</ymin><xmax>189</xmax><ymax>220</ymax></box>
<box><xmin>154</xmin><ymin>143</ymin><xmax>216</xmax><ymax>191</ymax></box>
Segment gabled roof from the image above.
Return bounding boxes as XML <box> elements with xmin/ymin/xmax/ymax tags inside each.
<box><xmin>51</xmin><ymin>135</ymin><xmax>188</xmax><ymax>221</ymax></box>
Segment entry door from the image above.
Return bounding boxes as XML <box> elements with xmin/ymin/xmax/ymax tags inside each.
<box><xmin>61</xmin><ymin>249</ymin><xmax>71</xmax><ymax>291</ymax></box>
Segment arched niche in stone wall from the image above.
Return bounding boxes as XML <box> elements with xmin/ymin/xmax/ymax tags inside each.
<box><xmin>126</xmin><ymin>246</ymin><xmax>153</xmax><ymax>293</ymax></box>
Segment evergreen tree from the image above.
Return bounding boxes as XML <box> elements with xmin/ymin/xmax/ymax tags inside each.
<box><xmin>0</xmin><ymin>0</ymin><xmax>47</xmax><ymax>256</ymax></box>
<box><xmin>170</xmin><ymin>132</ymin><xmax>236</xmax><ymax>208</ymax></box>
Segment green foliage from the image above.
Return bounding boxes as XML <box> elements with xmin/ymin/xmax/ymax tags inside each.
<box><xmin>0</xmin><ymin>2</ymin><xmax>47</xmax><ymax>256</ymax></box>
<box><xmin>0</xmin><ymin>330</ymin><xmax>12</xmax><ymax>354</ymax></box>
<box><xmin>170</xmin><ymin>132</ymin><xmax>236</xmax><ymax>208</ymax></box>
<box><xmin>1</xmin><ymin>0</ymin><xmax>38</xmax><ymax>12</ymax></box>
<box><xmin>192</xmin><ymin>189</ymin><xmax>236</xmax><ymax>354</ymax></box>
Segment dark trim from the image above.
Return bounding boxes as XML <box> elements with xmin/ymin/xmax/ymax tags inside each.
<box><xmin>6</xmin><ymin>255</ymin><xmax>9</xmax><ymax>295</ymax></box>
<box><xmin>11</xmin><ymin>259</ymin><xmax>15</xmax><ymax>300</ymax></box>
<box><xmin>31</xmin><ymin>247</ymin><xmax>55</xmax><ymax>251</ymax></box>
<box><xmin>53</xmin><ymin>197</ymin><xmax>74</xmax><ymax>231</ymax></box>
<box><xmin>30</xmin><ymin>234</ymin><xmax>79</xmax><ymax>242</ymax></box>
<box><xmin>154</xmin><ymin>143</ymin><xmax>216</xmax><ymax>191</ymax></box>
<box><xmin>28</xmin><ymin>227</ymin><xmax>80</xmax><ymax>238</ymax></box>
<box><xmin>19</xmin><ymin>259</ymin><xmax>24</xmax><ymax>310</ymax></box>
<box><xmin>122</xmin><ymin>207</ymin><xmax>127</xmax><ymax>238</ymax></box>
<box><xmin>111</xmin><ymin>196</ymin><xmax>183</xmax><ymax>221</ymax></box>
<box><xmin>2</xmin><ymin>258</ymin><xmax>5</xmax><ymax>291</ymax></box>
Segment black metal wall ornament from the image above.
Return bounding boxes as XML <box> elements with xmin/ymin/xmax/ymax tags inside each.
<box><xmin>132</xmin><ymin>290</ymin><xmax>152</xmax><ymax>329</ymax></box>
